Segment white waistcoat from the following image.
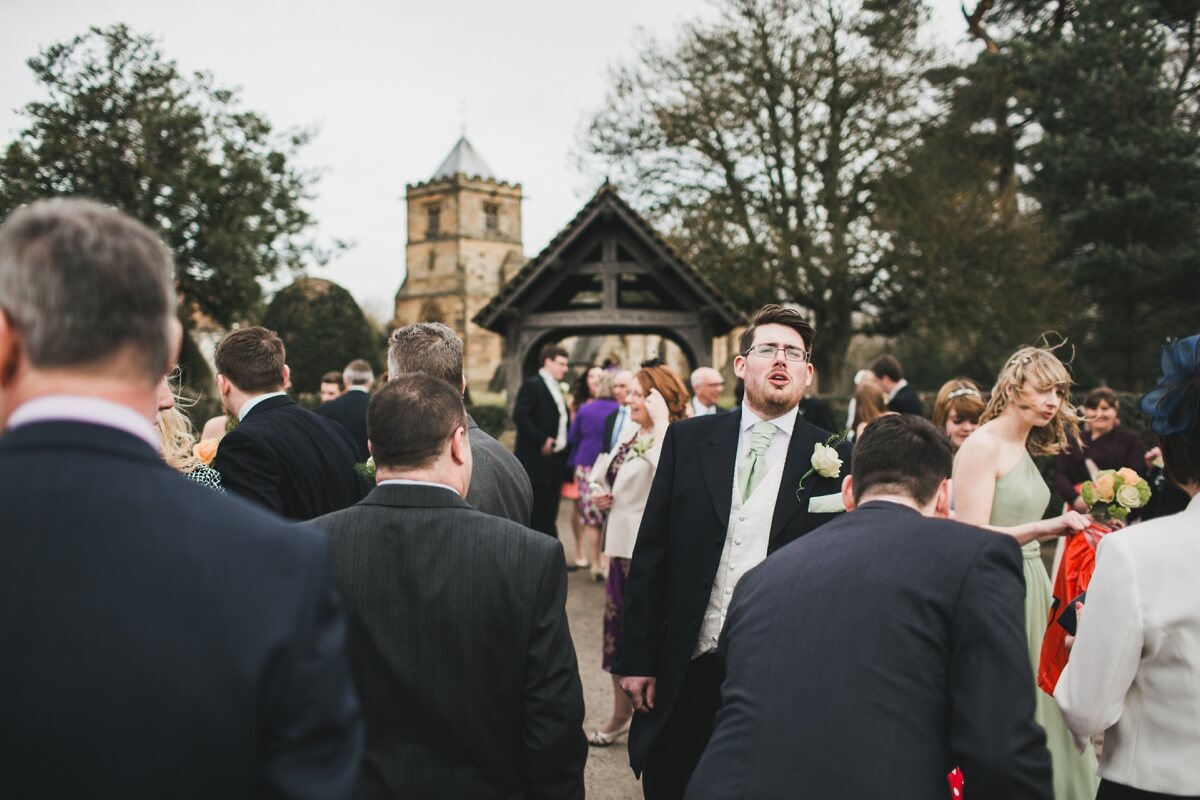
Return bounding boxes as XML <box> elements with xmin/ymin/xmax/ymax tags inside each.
<box><xmin>693</xmin><ymin>457</ymin><xmax>784</xmax><ymax>657</ymax></box>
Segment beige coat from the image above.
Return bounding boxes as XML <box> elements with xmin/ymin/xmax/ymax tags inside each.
<box><xmin>592</xmin><ymin>430</ymin><xmax>663</xmax><ymax>560</ymax></box>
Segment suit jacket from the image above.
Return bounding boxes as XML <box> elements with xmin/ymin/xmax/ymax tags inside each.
<box><xmin>888</xmin><ymin>383</ymin><xmax>925</xmax><ymax>416</ymax></box>
<box><xmin>602</xmin><ymin>406</ymin><xmax>637</xmax><ymax>453</ymax></box>
<box><xmin>316</xmin><ymin>388</ymin><xmax>370</xmax><ymax>461</ymax></box>
<box><xmin>512</xmin><ymin>375</ymin><xmax>565</xmax><ymax>486</ymax></box>
<box><xmin>616</xmin><ymin>409</ymin><xmax>852</xmax><ymax>773</ymax></box>
<box><xmin>687</xmin><ymin>502</ymin><xmax>1052</xmax><ymax>800</ymax></box>
<box><xmin>214</xmin><ymin>395</ymin><xmax>367</xmax><ymax>520</ymax></box>
<box><xmin>0</xmin><ymin>421</ymin><xmax>362</xmax><ymax>799</ymax></box>
<box><xmin>466</xmin><ymin>414</ymin><xmax>534</xmax><ymax>526</ymax></box>
<box><xmin>312</xmin><ymin>485</ymin><xmax>587</xmax><ymax>799</ymax></box>
<box><xmin>799</xmin><ymin>395</ymin><xmax>837</xmax><ymax>432</ymax></box>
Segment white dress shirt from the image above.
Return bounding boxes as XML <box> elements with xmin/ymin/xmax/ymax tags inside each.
<box><xmin>734</xmin><ymin>403</ymin><xmax>798</xmax><ymax>479</ymax></box>
<box><xmin>378</xmin><ymin>478</ymin><xmax>460</xmax><ymax>495</ymax></box>
<box><xmin>7</xmin><ymin>395</ymin><xmax>159</xmax><ymax>451</ymax></box>
<box><xmin>691</xmin><ymin>397</ymin><xmax>718</xmax><ymax>416</ymax></box>
<box><xmin>238</xmin><ymin>391</ymin><xmax>288</xmax><ymax>420</ymax></box>
<box><xmin>1056</xmin><ymin>493</ymin><xmax>1200</xmax><ymax>794</ymax></box>
<box><xmin>538</xmin><ymin>369</ymin><xmax>568</xmax><ymax>453</ymax></box>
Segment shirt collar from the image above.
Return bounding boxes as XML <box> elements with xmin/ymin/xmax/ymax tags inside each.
<box><xmin>7</xmin><ymin>395</ymin><xmax>160</xmax><ymax>451</ymax></box>
<box><xmin>378</xmin><ymin>478</ymin><xmax>461</xmax><ymax>496</ymax></box>
<box><xmin>238</xmin><ymin>391</ymin><xmax>288</xmax><ymax>420</ymax></box>
<box><xmin>346</xmin><ymin>385</ymin><xmax>369</xmax><ymax>393</ymax></box>
<box><xmin>739</xmin><ymin>402</ymin><xmax>799</xmax><ymax>436</ymax></box>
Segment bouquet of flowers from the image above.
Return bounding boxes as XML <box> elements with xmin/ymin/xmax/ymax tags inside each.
<box><xmin>1080</xmin><ymin>467</ymin><xmax>1152</xmax><ymax>522</ymax></box>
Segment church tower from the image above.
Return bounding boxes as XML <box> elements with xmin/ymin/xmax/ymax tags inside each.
<box><xmin>394</xmin><ymin>137</ymin><xmax>523</xmax><ymax>390</ymax></box>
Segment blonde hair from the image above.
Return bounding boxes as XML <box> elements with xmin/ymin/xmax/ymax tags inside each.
<box><xmin>981</xmin><ymin>345</ymin><xmax>1081</xmax><ymax>456</ymax></box>
<box><xmin>156</xmin><ymin>406</ymin><xmax>201</xmax><ymax>473</ymax></box>
<box><xmin>932</xmin><ymin>378</ymin><xmax>986</xmax><ymax>432</ymax></box>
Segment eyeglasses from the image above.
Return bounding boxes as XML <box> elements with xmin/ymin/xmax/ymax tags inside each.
<box><xmin>744</xmin><ymin>344</ymin><xmax>809</xmax><ymax>363</ymax></box>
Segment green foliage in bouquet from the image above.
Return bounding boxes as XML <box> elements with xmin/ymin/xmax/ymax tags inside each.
<box><xmin>1080</xmin><ymin>468</ymin><xmax>1152</xmax><ymax>521</ymax></box>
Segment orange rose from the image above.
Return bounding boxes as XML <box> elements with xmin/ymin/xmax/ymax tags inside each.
<box><xmin>1093</xmin><ymin>474</ymin><xmax>1115</xmax><ymax>503</ymax></box>
<box><xmin>193</xmin><ymin>438</ymin><xmax>219</xmax><ymax>466</ymax></box>
<box><xmin>1117</xmin><ymin>467</ymin><xmax>1140</xmax><ymax>487</ymax></box>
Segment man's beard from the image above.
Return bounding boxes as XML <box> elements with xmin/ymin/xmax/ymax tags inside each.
<box><xmin>744</xmin><ymin>378</ymin><xmax>802</xmax><ymax>420</ymax></box>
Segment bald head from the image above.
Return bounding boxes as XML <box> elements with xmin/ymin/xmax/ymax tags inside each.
<box><xmin>691</xmin><ymin>367</ymin><xmax>725</xmax><ymax>409</ymax></box>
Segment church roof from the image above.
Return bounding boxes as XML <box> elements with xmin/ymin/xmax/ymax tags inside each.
<box><xmin>432</xmin><ymin>137</ymin><xmax>495</xmax><ymax>180</ymax></box>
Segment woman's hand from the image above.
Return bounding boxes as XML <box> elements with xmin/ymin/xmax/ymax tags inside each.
<box><xmin>645</xmin><ymin>388</ymin><xmax>670</xmax><ymax>431</ymax></box>
<box><xmin>1038</xmin><ymin>510</ymin><xmax>1092</xmax><ymax>540</ymax></box>
<box><xmin>592</xmin><ymin>491</ymin><xmax>614</xmax><ymax>511</ymax></box>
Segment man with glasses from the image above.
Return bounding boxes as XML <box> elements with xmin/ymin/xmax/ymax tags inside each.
<box><xmin>617</xmin><ymin>304</ymin><xmax>852</xmax><ymax>799</ymax></box>
<box><xmin>689</xmin><ymin>367</ymin><xmax>727</xmax><ymax>416</ymax></box>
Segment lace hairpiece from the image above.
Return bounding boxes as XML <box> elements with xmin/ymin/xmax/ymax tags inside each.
<box><xmin>1141</xmin><ymin>334</ymin><xmax>1200</xmax><ymax>437</ymax></box>
<box><xmin>1007</xmin><ymin>354</ymin><xmax>1033</xmax><ymax>367</ymax></box>
<box><xmin>947</xmin><ymin>387</ymin><xmax>981</xmax><ymax>400</ymax></box>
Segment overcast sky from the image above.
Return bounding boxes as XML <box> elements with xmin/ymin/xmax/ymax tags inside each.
<box><xmin>1</xmin><ymin>0</ymin><xmax>970</xmax><ymax>320</ymax></box>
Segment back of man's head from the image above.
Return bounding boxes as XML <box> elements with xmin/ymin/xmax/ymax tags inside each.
<box><xmin>215</xmin><ymin>327</ymin><xmax>286</xmax><ymax>394</ymax></box>
<box><xmin>0</xmin><ymin>198</ymin><xmax>176</xmax><ymax>382</ymax></box>
<box><xmin>870</xmin><ymin>355</ymin><xmax>904</xmax><ymax>382</ymax></box>
<box><xmin>388</xmin><ymin>322</ymin><xmax>463</xmax><ymax>389</ymax></box>
<box><xmin>368</xmin><ymin>373</ymin><xmax>466</xmax><ymax>471</ymax></box>
<box><xmin>342</xmin><ymin>358</ymin><xmax>374</xmax><ymax>387</ymax></box>
<box><xmin>851</xmin><ymin>414</ymin><xmax>952</xmax><ymax>506</ymax></box>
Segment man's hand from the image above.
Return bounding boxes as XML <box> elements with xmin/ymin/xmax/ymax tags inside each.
<box><xmin>541</xmin><ymin>437</ymin><xmax>555</xmax><ymax>456</ymax></box>
<box><xmin>620</xmin><ymin>676</ymin><xmax>657</xmax><ymax>713</ymax></box>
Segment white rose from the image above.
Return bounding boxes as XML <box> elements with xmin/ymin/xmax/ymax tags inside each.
<box><xmin>1115</xmin><ymin>482</ymin><xmax>1142</xmax><ymax>509</ymax></box>
<box><xmin>811</xmin><ymin>442</ymin><xmax>843</xmax><ymax>479</ymax></box>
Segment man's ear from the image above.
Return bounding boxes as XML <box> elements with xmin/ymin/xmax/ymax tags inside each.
<box><xmin>841</xmin><ymin>475</ymin><xmax>858</xmax><ymax>512</ymax></box>
<box><xmin>450</xmin><ymin>425</ymin><xmax>469</xmax><ymax>465</ymax></box>
<box><xmin>934</xmin><ymin>478</ymin><xmax>952</xmax><ymax>519</ymax></box>
<box><xmin>803</xmin><ymin>362</ymin><xmax>814</xmax><ymax>389</ymax></box>
<box><xmin>0</xmin><ymin>309</ymin><xmax>24</xmax><ymax>389</ymax></box>
<box><xmin>733</xmin><ymin>354</ymin><xmax>747</xmax><ymax>380</ymax></box>
<box><xmin>281</xmin><ymin>364</ymin><xmax>291</xmax><ymax>391</ymax></box>
<box><xmin>216</xmin><ymin>374</ymin><xmax>230</xmax><ymax>396</ymax></box>
<box><xmin>460</xmin><ymin>375</ymin><xmax>467</xmax><ymax>395</ymax></box>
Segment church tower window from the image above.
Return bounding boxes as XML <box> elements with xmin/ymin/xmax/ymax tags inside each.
<box><xmin>483</xmin><ymin>202</ymin><xmax>499</xmax><ymax>232</ymax></box>
<box><xmin>426</xmin><ymin>204</ymin><xmax>441</xmax><ymax>237</ymax></box>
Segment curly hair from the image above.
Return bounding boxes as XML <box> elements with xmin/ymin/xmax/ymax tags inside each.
<box><xmin>637</xmin><ymin>365</ymin><xmax>690</xmax><ymax>423</ymax></box>
<box><xmin>981</xmin><ymin>345</ymin><xmax>1081</xmax><ymax>456</ymax></box>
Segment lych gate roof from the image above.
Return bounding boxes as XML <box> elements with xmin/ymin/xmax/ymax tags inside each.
<box><xmin>431</xmin><ymin>137</ymin><xmax>495</xmax><ymax>180</ymax></box>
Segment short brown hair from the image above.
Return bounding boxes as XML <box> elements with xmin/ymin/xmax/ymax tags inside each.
<box><xmin>1083</xmin><ymin>386</ymin><xmax>1119</xmax><ymax>410</ymax></box>
<box><xmin>388</xmin><ymin>322</ymin><xmax>463</xmax><ymax>387</ymax></box>
<box><xmin>853</xmin><ymin>415</ymin><xmax>952</xmax><ymax>505</ymax></box>
<box><xmin>738</xmin><ymin>304</ymin><xmax>815</xmax><ymax>356</ymax></box>
<box><xmin>368</xmin><ymin>374</ymin><xmax>466</xmax><ymax>470</ymax></box>
<box><xmin>539</xmin><ymin>343</ymin><xmax>568</xmax><ymax>365</ymax></box>
<box><xmin>215</xmin><ymin>326</ymin><xmax>286</xmax><ymax>394</ymax></box>
<box><xmin>320</xmin><ymin>370</ymin><xmax>345</xmax><ymax>390</ymax></box>
<box><xmin>636</xmin><ymin>365</ymin><xmax>690</xmax><ymax>423</ymax></box>
<box><xmin>871</xmin><ymin>355</ymin><xmax>904</xmax><ymax>382</ymax></box>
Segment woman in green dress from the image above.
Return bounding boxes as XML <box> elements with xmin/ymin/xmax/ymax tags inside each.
<box><xmin>954</xmin><ymin>345</ymin><xmax>1099</xmax><ymax>799</ymax></box>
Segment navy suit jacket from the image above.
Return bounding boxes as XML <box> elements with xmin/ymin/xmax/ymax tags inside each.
<box><xmin>616</xmin><ymin>408</ymin><xmax>852</xmax><ymax>773</ymax></box>
<box><xmin>686</xmin><ymin>502</ymin><xmax>1052</xmax><ymax>800</ymax></box>
<box><xmin>316</xmin><ymin>388</ymin><xmax>370</xmax><ymax>462</ymax></box>
<box><xmin>214</xmin><ymin>395</ymin><xmax>367</xmax><ymax>520</ymax></box>
<box><xmin>312</xmin><ymin>484</ymin><xmax>586</xmax><ymax>799</ymax></box>
<box><xmin>0</xmin><ymin>421</ymin><xmax>363</xmax><ymax>799</ymax></box>
<box><xmin>889</xmin><ymin>384</ymin><xmax>925</xmax><ymax>416</ymax></box>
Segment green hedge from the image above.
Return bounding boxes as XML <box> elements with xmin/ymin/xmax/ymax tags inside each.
<box><xmin>468</xmin><ymin>403</ymin><xmax>510</xmax><ymax>440</ymax></box>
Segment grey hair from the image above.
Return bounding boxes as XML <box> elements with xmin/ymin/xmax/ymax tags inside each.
<box><xmin>387</xmin><ymin>322</ymin><xmax>464</xmax><ymax>388</ymax></box>
<box><xmin>342</xmin><ymin>358</ymin><xmax>374</xmax><ymax>387</ymax></box>
<box><xmin>0</xmin><ymin>198</ymin><xmax>175</xmax><ymax>380</ymax></box>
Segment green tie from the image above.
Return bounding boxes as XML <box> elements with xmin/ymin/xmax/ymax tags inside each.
<box><xmin>738</xmin><ymin>421</ymin><xmax>777</xmax><ymax>501</ymax></box>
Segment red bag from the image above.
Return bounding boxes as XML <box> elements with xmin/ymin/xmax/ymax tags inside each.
<box><xmin>1038</xmin><ymin>525</ymin><xmax>1110</xmax><ymax>695</ymax></box>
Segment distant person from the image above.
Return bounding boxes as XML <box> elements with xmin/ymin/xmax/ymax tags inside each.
<box><xmin>567</xmin><ymin>369</ymin><xmax>618</xmax><ymax>580</ymax></box>
<box><xmin>316</xmin><ymin>358</ymin><xmax>373</xmax><ymax>461</ymax></box>
<box><xmin>603</xmin><ymin>370</ymin><xmax>637</xmax><ymax>452</ymax></box>
<box><xmin>687</xmin><ymin>415</ymin><xmax>1052</xmax><ymax>799</ymax></box>
<box><xmin>212</xmin><ymin>327</ymin><xmax>366</xmax><ymax>520</ymax></box>
<box><xmin>1054</xmin><ymin>387</ymin><xmax>1147</xmax><ymax>514</ymax></box>
<box><xmin>932</xmin><ymin>377</ymin><xmax>986</xmax><ymax>452</ymax></box>
<box><xmin>851</xmin><ymin>378</ymin><xmax>889</xmax><ymax>439</ymax></box>
<box><xmin>388</xmin><ymin>322</ymin><xmax>532</xmax><ymax>525</ymax></box>
<box><xmin>319</xmin><ymin>370</ymin><xmax>346</xmax><ymax>403</ymax></box>
<box><xmin>312</xmin><ymin>374</ymin><xmax>586</xmax><ymax>799</ymax></box>
<box><xmin>871</xmin><ymin>354</ymin><xmax>924</xmax><ymax>416</ymax></box>
<box><xmin>0</xmin><ymin>198</ymin><xmax>362</xmax><ymax>798</ymax></box>
<box><xmin>513</xmin><ymin>343</ymin><xmax>570</xmax><ymax>538</ymax></box>
<box><xmin>689</xmin><ymin>367</ymin><xmax>726</xmax><ymax>416</ymax></box>
<box><xmin>154</xmin><ymin>376</ymin><xmax>223</xmax><ymax>491</ymax></box>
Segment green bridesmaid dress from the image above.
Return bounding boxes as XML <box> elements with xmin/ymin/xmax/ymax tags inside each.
<box><xmin>991</xmin><ymin>451</ymin><xmax>1098</xmax><ymax>800</ymax></box>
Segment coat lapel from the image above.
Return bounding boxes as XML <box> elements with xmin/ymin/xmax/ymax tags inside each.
<box><xmin>769</xmin><ymin>418</ymin><xmax>822</xmax><ymax>544</ymax></box>
<box><xmin>699</xmin><ymin>411</ymin><xmax>741</xmax><ymax>532</ymax></box>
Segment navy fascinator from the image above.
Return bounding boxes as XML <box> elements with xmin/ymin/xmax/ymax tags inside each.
<box><xmin>1141</xmin><ymin>334</ymin><xmax>1200</xmax><ymax>437</ymax></box>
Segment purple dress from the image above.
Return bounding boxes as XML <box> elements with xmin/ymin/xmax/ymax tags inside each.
<box><xmin>568</xmin><ymin>399</ymin><xmax>619</xmax><ymax>526</ymax></box>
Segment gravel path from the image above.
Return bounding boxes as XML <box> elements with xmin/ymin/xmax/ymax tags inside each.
<box><xmin>557</xmin><ymin>499</ymin><xmax>643</xmax><ymax>800</ymax></box>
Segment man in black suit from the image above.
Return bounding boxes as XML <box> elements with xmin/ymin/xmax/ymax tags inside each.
<box><xmin>316</xmin><ymin>358</ymin><xmax>372</xmax><ymax>460</ymax></box>
<box><xmin>387</xmin><ymin>321</ymin><xmax>533</xmax><ymax>525</ymax></box>
<box><xmin>513</xmin><ymin>343</ymin><xmax>570</xmax><ymax>537</ymax></box>
<box><xmin>312</xmin><ymin>374</ymin><xmax>587</xmax><ymax>799</ymax></box>
<box><xmin>872</xmin><ymin>353</ymin><xmax>925</xmax><ymax>416</ymax></box>
<box><xmin>617</xmin><ymin>304</ymin><xmax>853</xmax><ymax>799</ymax></box>
<box><xmin>0</xmin><ymin>199</ymin><xmax>362</xmax><ymax>798</ymax></box>
<box><xmin>212</xmin><ymin>327</ymin><xmax>366</xmax><ymax>520</ymax></box>
<box><xmin>687</xmin><ymin>414</ymin><xmax>1052</xmax><ymax>799</ymax></box>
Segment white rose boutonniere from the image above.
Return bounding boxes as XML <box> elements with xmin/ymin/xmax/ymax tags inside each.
<box><xmin>630</xmin><ymin>434</ymin><xmax>655</xmax><ymax>460</ymax></box>
<box><xmin>796</xmin><ymin>433</ymin><xmax>846</xmax><ymax>496</ymax></box>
